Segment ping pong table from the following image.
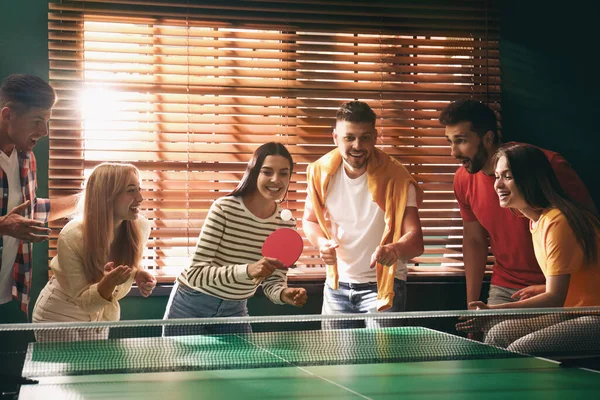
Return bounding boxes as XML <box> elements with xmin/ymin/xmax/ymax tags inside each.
<box><xmin>15</xmin><ymin>326</ymin><xmax>600</xmax><ymax>399</ymax></box>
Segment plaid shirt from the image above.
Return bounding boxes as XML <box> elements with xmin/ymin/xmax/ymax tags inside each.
<box><xmin>0</xmin><ymin>151</ymin><xmax>50</xmax><ymax>314</ymax></box>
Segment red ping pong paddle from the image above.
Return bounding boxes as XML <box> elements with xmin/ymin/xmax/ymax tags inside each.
<box><xmin>262</xmin><ymin>227</ymin><xmax>303</xmax><ymax>268</ymax></box>
<box><xmin>252</xmin><ymin>228</ymin><xmax>303</xmax><ymax>285</ymax></box>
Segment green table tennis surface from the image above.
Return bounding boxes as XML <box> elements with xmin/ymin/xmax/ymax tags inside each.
<box><xmin>18</xmin><ymin>327</ymin><xmax>600</xmax><ymax>399</ymax></box>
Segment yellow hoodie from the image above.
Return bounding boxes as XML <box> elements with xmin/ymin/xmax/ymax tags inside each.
<box><xmin>306</xmin><ymin>148</ymin><xmax>423</xmax><ymax>311</ymax></box>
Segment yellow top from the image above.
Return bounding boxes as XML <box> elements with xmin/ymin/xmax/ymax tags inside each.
<box><xmin>531</xmin><ymin>208</ymin><xmax>600</xmax><ymax>307</ymax></box>
<box><xmin>306</xmin><ymin>148</ymin><xmax>422</xmax><ymax>311</ymax></box>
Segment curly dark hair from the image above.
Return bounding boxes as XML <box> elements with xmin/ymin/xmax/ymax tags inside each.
<box><xmin>439</xmin><ymin>99</ymin><xmax>500</xmax><ymax>144</ymax></box>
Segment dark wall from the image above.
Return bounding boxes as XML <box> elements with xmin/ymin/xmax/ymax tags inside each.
<box><xmin>0</xmin><ymin>0</ymin><xmax>596</xmax><ymax>322</ymax></box>
<box><xmin>0</xmin><ymin>0</ymin><xmax>51</xmax><ymax>322</ymax></box>
<box><xmin>500</xmin><ymin>0</ymin><xmax>599</xmax><ymax>210</ymax></box>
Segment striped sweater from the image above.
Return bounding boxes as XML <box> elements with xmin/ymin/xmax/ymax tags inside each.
<box><xmin>178</xmin><ymin>196</ymin><xmax>296</xmax><ymax>304</ymax></box>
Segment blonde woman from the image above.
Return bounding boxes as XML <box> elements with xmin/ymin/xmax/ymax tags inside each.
<box><xmin>32</xmin><ymin>163</ymin><xmax>156</xmax><ymax>341</ymax></box>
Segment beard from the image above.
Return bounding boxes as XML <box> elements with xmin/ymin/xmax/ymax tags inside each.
<box><xmin>462</xmin><ymin>142</ymin><xmax>488</xmax><ymax>174</ymax></box>
<box><xmin>342</xmin><ymin>151</ymin><xmax>368</xmax><ymax>170</ymax></box>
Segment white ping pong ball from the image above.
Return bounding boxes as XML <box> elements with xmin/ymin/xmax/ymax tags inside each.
<box><xmin>281</xmin><ymin>209</ymin><xmax>292</xmax><ymax>221</ymax></box>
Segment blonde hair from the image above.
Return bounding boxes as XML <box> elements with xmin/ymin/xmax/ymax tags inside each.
<box><xmin>82</xmin><ymin>163</ymin><xmax>144</xmax><ymax>282</ymax></box>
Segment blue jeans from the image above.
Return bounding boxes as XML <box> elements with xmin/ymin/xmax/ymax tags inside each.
<box><xmin>163</xmin><ymin>282</ymin><xmax>251</xmax><ymax>336</ymax></box>
<box><xmin>322</xmin><ymin>279</ymin><xmax>406</xmax><ymax>330</ymax></box>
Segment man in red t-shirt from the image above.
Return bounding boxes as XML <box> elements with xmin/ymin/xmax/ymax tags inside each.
<box><xmin>439</xmin><ymin>99</ymin><xmax>596</xmax><ymax>309</ymax></box>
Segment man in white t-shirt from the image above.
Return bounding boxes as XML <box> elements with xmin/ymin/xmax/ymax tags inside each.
<box><xmin>303</xmin><ymin>101</ymin><xmax>424</xmax><ymax>329</ymax></box>
<box><xmin>0</xmin><ymin>74</ymin><xmax>79</xmax><ymax>321</ymax></box>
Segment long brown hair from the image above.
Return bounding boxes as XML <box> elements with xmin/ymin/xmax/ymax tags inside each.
<box><xmin>82</xmin><ymin>163</ymin><xmax>143</xmax><ymax>282</ymax></box>
<box><xmin>229</xmin><ymin>142</ymin><xmax>293</xmax><ymax>200</ymax></box>
<box><xmin>494</xmin><ymin>144</ymin><xmax>600</xmax><ymax>264</ymax></box>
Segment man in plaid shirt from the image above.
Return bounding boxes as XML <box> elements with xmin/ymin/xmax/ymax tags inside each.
<box><xmin>0</xmin><ymin>74</ymin><xmax>79</xmax><ymax>319</ymax></box>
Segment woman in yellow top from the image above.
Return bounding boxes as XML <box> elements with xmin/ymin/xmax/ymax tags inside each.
<box><xmin>469</xmin><ymin>143</ymin><xmax>600</xmax><ymax>354</ymax></box>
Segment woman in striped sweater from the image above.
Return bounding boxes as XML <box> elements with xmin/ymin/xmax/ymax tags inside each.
<box><xmin>164</xmin><ymin>142</ymin><xmax>307</xmax><ymax>334</ymax></box>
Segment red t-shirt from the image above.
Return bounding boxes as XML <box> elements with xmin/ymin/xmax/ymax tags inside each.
<box><xmin>454</xmin><ymin>143</ymin><xmax>595</xmax><ymax>289</ymax></box>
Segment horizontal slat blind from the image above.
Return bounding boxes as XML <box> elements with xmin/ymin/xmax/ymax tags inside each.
<box><xmin>48</xmin><ymin>0</ymin><xmax>500</xmax><ymax>281</ymax></box>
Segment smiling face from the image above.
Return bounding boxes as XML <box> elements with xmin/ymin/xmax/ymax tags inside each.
<box><xmin>333</xmin><ymin>120</ymin><xmax>377</xmax><ymax>177</ymax></box>
<box><xmin>114</xmin><ymin>171</ymin><xmax>143</xmax><ymax>223</ymax></box>
<box><xmin>1</xmin><ymin>106</ymin><xmax>51</xmax><ymax>153</ymax></box>
<box><xmin>494</xmin><ymin>155</ymin><xmax>528</xmax><ymax>210</ymax></box>
<box><xmin>255</xmin><ymin>155</ymin><xmax>291</xmax><ymax>202</ymax></box>
<box><xmin>445</xmin><ymin>121</ymin><xmax>491</xmax><ymax>174</ymax></box>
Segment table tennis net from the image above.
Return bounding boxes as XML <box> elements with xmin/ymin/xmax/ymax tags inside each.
<box><xmin>2</xmin><ymin>308</ymin><xmax>599</xmax><ymax>379</ymax></box>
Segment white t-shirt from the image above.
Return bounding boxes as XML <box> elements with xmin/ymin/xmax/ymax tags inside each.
<box><xmin>0</xmin><ymin>150</ymin><xmax>24</xmax><ymax>304</ymax></box>
<box><xmin>324</xmin><ymin>166</ymin><xmax>417</xmax><ymax>283</ymax></box>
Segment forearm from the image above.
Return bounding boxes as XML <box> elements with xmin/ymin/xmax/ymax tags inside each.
<box><xmin>488</xmin><ymin>291</ymin><xmax>563</xmax><ymax>309</ymax></box>
<box><xmin>132</xmin><ymin>265</ymin><xmax>152</xmax><ymax>281</ymax></box>
<box><xmin>113</xmin><ymin>272</ymin><xmax>136</xmax><ymax>301</ymax></box>
<box><xmin>262</xmin><ymin>270</ymin><xmax>287</xmax><ymax>305</ymax></box>
<box><xmin>463</xmin><ymin>241</ymin><xmax>488</xmax><ymax>304</ymax></box>
<box><xmin>0</xmin><ymin>216</ymin><xmax>9</xmax><ymax>235</ymax></box>
<box><xmin>49</xmin><ymin>194</ymin><xmax>81</xmax><ymax>221</ymax></box>
<box><xmin>302</xmin><ymin>218</ymin><xmax>329</xmax><ymax>248</ymax></box>
<box><xmin>489</xmin><ymin>275</ymin><xmax>568</xmax><ymax>309</ymax></box>
<box><xmin>185</xmin><ymin>263</ymin><xmax>250</xmax><ymax>289</ymax></box>
<box><xmin>57</xmin><ymin>272</ymin><xmax>111</xmax><ymax>313</ymax></box>
<box><xmin>392</xmin><ymin>230</ymin><xmax>424</xmax><ymax>261</ymax></box>
<box><xmin>97</xmin><ymin>279</ymin><xmax>118</xmax><ymax>301</ymax></box>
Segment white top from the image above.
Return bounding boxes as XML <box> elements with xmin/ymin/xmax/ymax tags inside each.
<box><xmin>324</xmin><ymin>167</ymin><xmax>417</xmax><ymax>283</ymax></box>
<box><xmin>0</xmin><ymin>150</ymin><xmax>24</xmax><ymax>304</ymax></box>
<box><xmin>178</xmin><ymin>196</ymin><xmax>296</xmax><ymax>304</ymax></box>
<box><xmin>32</xmin><ymin>216</ymin><xmax>151</xmax><ymax>322</ymax></box>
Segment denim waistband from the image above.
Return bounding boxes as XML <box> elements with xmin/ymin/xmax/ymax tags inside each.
<box><xmin>337</xmin><ymin>281</ymin><xmax>377</xmax><ymax>290</ymax></box>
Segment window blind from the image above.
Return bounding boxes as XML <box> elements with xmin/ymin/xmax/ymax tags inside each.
<box><xmin>47</xmin><ymin>0</ymin><xmax>500</xmax><ymax>281</ymax></box>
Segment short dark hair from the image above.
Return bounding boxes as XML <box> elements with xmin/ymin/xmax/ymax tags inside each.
<box><xmin>439</xmin><ymin>99</ymin><xmax>500</xmax><ymax>144</ymax></box>
<box><xmin>336</xmin><ymin>101</ymin><xmax>376</xmax><ymax>126</ymax></box>
<box><xmin>0</xmin><ymin>74</ymin><xmax>56</xmax><ymax>113</ymax></box>
<box><xmin>229</xmin><ymin>142</ymin><xmax>294</xmax><ymax>199</ymax></box>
